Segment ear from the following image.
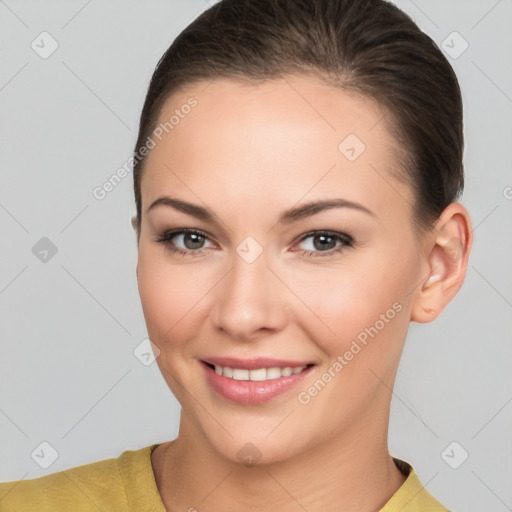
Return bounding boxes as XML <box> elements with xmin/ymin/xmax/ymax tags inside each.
<box><xmin>131</xmin><ymin>215</ymin><xmax>139</xmax><ymax>233</ymax></box>
<box><xmin>131</xmin><ymin>215</ymin><xmax>140</xmax><ymax>278</ymax></box>
<box><xmin>411</xmin><ymin>202</ymin><xmax>473</xmax><ymax>323</ymax></box>
<box><xmin>131</xmin><ymin>215</ymin><xmax>140</xmax><ymax>240</ymax></box>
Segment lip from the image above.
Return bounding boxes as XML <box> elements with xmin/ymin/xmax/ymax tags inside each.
<box><xmin>200</xmin><ymin>360</ymin><xmax>316</xmax><ymax>405</ymax></box>
<box><xmin>201</xmin><ymin>356</ymin><xmax>313</xmax><ymax>370</ymax></box>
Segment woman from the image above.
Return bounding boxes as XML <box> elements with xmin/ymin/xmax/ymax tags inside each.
<box><xmin>0</xmin><ymin>0</ymin><xmax>472</xmax><ymax>510</ymax></box>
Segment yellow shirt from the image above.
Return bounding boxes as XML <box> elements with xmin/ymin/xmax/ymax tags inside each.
<box><xmin>0</xmin><ymin>444</ymin><xmax>450</xmax><ymax>511</ymax></box>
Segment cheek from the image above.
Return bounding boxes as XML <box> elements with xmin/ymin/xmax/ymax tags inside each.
<box><xmin>289</xmin><ymin>250</ymin><xmax>413</xmax><ymax>360</ymax></box>
<box><xmin>136</xmin><ymin>247</ymin><xmax>212</xmax><ymax>344</ymax></box>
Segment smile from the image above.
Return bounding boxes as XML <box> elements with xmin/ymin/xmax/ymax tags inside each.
<box><xmin>200</xmin><ymin>360</ymin><xmax>316</xmax><ymax>405</ymax></box>
<box><xmin>207</xmin><ymin>363</ymin><xmax>311</xmax><ymax>381</ymax></box>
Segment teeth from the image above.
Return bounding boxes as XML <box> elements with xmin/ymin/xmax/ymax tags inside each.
<box><xmin>232</xmin><ymin>369</ymin><xmax>249</xmax><ymax>380</ymax></box>
<box><xmin>266</xmin><ymin>367</ymin><xmax>282</xmax><ymax>379</ymax></box>
<box><xmin>212</xmin><ymin>364</ymin><xmax>306</xmax><ymax>381</ymax></box>
<box><xmin>281</xmin><ymin>367</ymin><xmax>293</xmax><ymax>377</ymax></box>
<box><xmin>249</xmin><ymin>368</ymin><xmax>267</xmax><ymax>381</ymax></box>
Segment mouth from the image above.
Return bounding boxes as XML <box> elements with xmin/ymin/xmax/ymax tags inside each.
<box><xmin>200</xmin><ymin>359</ymin><xmax>316</xmax><ymax>405</ymax></box>
<box><xmin>202</xmin><ymin>361</ymin><xmax>316</xmax><ymax>381</ymax></box>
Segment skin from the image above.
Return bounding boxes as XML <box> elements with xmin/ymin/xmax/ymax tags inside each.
<box><xmin>132</xmin><ymin>75</ymin><xmax>472</xmax><ymax>511</ymax></box>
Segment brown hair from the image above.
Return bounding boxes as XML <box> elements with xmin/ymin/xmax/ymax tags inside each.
<box><xmin>132</xmin><ymin>0</ymin><xmax>464</xmax><ymax>235</ymax></box>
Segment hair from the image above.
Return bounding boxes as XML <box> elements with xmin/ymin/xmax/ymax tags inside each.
<box><xmin>132</xmin><ymin>0</ymin><xmax>464</xmax><ymax>236</ymax></box>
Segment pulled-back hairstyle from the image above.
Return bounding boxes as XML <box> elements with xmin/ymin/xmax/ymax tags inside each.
<box><xmin>132</xmin><ymin>0</ymin><xmax>464</xmax><ymax>234</ymax></box>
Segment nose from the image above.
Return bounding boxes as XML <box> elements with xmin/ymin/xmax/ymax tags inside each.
<box><xmin>211</xmin><ymin>249</ymin><xmax>289</xmax><ymax>342</ymax></box>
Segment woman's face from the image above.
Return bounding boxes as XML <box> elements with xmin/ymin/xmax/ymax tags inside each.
<box><xmin>136</xmin><ymin>76</ymin><xmax>426</xmax><ymax>464</ymax></box>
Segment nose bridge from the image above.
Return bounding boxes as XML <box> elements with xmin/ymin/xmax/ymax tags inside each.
<box><xmin>211</xmin><ymin>242</ymin><xmax>287</xmax><ymax>339</ymax></box>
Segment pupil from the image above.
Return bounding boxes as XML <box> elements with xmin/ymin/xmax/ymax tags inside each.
<box><xmin>313</xmin><ymin>234</ymin><xmax>334</xmax><ymax>251</ymax></box>
<box><xmin>185</xmin><ymin>233</ymin><xmax>204</xmax><ymax>249</ymax></box>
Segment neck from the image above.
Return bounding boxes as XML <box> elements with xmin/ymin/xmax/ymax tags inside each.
<box><xmin>155</xmin><ymin>412</ymin><xmax>406</xmax><ymax>512</ymax></box>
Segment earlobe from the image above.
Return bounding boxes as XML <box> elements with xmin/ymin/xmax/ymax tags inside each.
<box><xmin>411</xmin><ymin>202</ymin><xmax>473</xmax><ymax>324</ymax></box>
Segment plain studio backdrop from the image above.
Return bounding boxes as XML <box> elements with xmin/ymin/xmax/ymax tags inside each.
<box><xmin>1</xmin><ymin>1</ymin><xmax>511</xmax><ymax>510</ymax></box>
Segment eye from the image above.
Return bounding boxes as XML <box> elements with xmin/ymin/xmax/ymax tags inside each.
<box><xmin>294</xmin><ymin>230</ymin><xmax>354</xmax><ymax>258</ymax></box>
<box><xmin>155</xmin><ymin>228</ymin><xmax>215</xmax><ymax>256</ymax></box>
<box><xmin>155</xmin><ymin>228</ymin><xmax>354</xmax><ymax>259</ymax></box>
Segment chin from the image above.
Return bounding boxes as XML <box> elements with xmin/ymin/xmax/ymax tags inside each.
<box><xmin>205</xmin><ymin>432</ymin><xmax>304</xmax><ymax>468</ymax></box>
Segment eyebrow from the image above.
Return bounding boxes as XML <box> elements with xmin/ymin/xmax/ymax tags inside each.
<box><xmin>146</xmin><ymin>196</ymin><xmax>376</xmax><ymax>225</ymax></box>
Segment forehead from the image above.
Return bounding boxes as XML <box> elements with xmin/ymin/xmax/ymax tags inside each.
<box><xmin>140</xmin><ymin>76</ymin><xmax>411</xmax><ymax>220</ymax></box>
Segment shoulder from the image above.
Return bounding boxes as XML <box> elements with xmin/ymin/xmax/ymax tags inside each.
<box><xmin>379</xmin><ymin>458</ymin><xmax>451</xmax><ymax>512</ymax></box>
<box><xmin>0</xmin><ymin>445</ymin><xmax>158</xmax><ymax>512</ymax></box>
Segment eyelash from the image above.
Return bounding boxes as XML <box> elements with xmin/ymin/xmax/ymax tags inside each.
<box><xmin>155</xmin><ymin>228</ymin><xmax>354</xmax><ymax>259</ymax></box>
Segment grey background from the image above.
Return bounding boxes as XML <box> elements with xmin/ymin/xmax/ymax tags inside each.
<box><xmin>1</xmin><ymin>1</ymin><xmax>511</xmax><ymax>510</ymax></box>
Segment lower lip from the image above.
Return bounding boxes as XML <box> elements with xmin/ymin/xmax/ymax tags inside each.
<box><xmin>201</xmin><ymin>361</ymin><xmax>315</xmax><ymax>405</ymax></box>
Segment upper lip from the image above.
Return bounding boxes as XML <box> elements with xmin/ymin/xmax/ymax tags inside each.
<box><xmin>201</xmin><ymin>356</ymin><xmax>314</xmax><ymax>370</ymax></box>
